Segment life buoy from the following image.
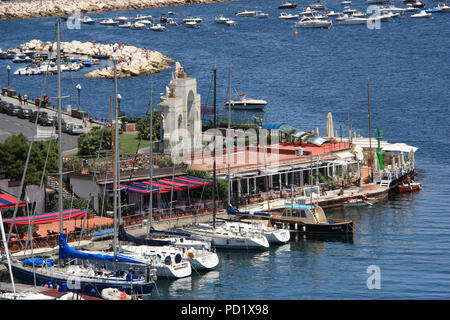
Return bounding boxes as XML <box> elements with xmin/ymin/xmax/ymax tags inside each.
<box><xmin>187</xmin><ymin>250</ymin><xmax>195</xmax><ymax>259</ymax></box>
<box><xmin>120</xmin><ymin>292</ymin><xmax>127</xmax><ymax>300</ymax></box>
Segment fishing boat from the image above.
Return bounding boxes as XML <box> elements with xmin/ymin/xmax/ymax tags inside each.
<box><xmin>398</xmin><ymin>181</ymin><xmax>422</xmax><ymax>192</ymax></box>
<box><xmin>270</xmin><ymin>204</ymin><xmax>354</xmax><ymax>234</ymax></box>
<box><xmin>279</xmin><ymin>12</ymin><xmax>300</xmax><ymax>19</ymax></box>
<box><xmin>295</xmin><ymin>16</ymin><xmax>332</xmax><ymax>28</ymax></box>
<box><xmin>278</xmin><ymin>2</ymin><xmax>298</xmax><ymax>9</ymax></box>
<box><xmin>411</xmin><ymin>10</ymin><xmax>432</xmax><ymax>18</ymax></box>
<box><xmin>225</xmin><ymin>93</ymin><xmax>267</xmax><ymax>110</ymax></box>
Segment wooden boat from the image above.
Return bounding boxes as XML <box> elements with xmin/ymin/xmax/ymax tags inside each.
<box><xmin>270</xmin><ymin>204</ymin><xmax>354</xmax><ymax>234</ymax></box>
<box><xmin>398</xmin><ymin>182</ymin><xmax>422</xmax><ymax>192</ymax></box>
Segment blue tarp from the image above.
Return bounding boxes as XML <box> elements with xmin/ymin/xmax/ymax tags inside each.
<box><xmin>22</xmin><ymin>258</ymin><xmax>54</xmax><ymax>267</ymax></box>
<box><xmin>262</xmin><ymin>123</ymin><xmax>287</xmax><ymax>130</ymax></box>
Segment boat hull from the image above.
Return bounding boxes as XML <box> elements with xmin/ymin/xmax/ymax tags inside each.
<box><xmin>8</xmin><ymin>264</ymin><xmax>155</xmax><ymax>296</ymax></box>
<box><xmin>271</xmin><ymin>218</ymin><xmax>354</xmax><ymax>234</ymax></box>
<box><xmin>398</xmin><ymin>184</ymin><xmax>421</xmax><ymax>192</ymax></box>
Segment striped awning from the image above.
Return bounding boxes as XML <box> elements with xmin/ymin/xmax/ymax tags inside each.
<box><xmin>1</xmin><ymin>208</ymin><xmax>86</xmax><ymax>225</ymax></box>
<box><xmin>0</xmin><ymin>191</ymin><xmax>26</xmax><ymax>210</ymax></box>
<box><xmin>107</xmin><ymin>175</ymin><xmax>213</xmax><ymax>195</ymax></box>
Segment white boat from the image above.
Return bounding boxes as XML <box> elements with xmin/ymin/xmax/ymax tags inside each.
<box><xmin>180</xmin><ymin>225</ymin><xmax>270</xmax><ymax>250</ymax></box>
<box><xmin>166</xmin><ymin>18</ymin><xmax>178</xmax><ymax>26</ymax></box>
<box><xmin>215</xmin><ymin>15</ymin><xmax>230</xmax><ymax>24</ymax></box>
<box><xmin>185</xmin><ymin>21</ymin><xmax>199</xmax><ymax>28</ymax></box>
<box><xmin>183</xmin><ymin>17</ymin><xmax>203</xmax><ymax>23</ymax></box>
<box><xmin>99</xmin><ymin>18</ymin><xmax>119</xmax><ymax>26</ymax></box>
<box><xmin>134</xmin><ymin>14</ymin><xmax>153</xmax><ymax>21</ymax></box>
<box><xmin>339</xmin><ymin>16</ymin><xmax>369</xmax><ymax>24</ymax></box>
<box><xmin>115</xmin><ymin>16</ymin><xmax>129</xmax><ymax>22</ymax></box>
<box><xmin>80</xmin><ymin>16</ymin><xmax>95</xmax><ymax>24</ymax></box>
<box><xmin>226</xmin><ymin>20</ymin><xmax>237</xmax><ymax>26</ymax></box>
<box><xmin>219</xmin><ymin>221</ymin><xmax>290</xmax><ymax>244</ymax></box>
<box><xmin>278</xmin><ymin>1</ymin><xmax>298</xmax><ymax>9</ymax></box>
<box><xmin>139</xmin><ymin>19</ymin><xmax>153</xmax><ymax>25</ymax></box>
<box><xmin>225</xmin><ymin>93</ymin><xmax>267</xmax><ymax>110</ymax></box>
<box><xmin>405</xmin><ymin>4</ymin><xmax>419</xmax><ymax>12</ymax></box>
<box><xmin>309</xmin><ymin>1</ymin><xmax>326</xmax><ymax>10</ymax></box>
<box><xmin>0</xmin><ymin>291</ymin><xmax>57</xmax><ymax>300</ymax></box>
<box><xmin>130</xmin><ymin>22</ymin><xmax>146</xmax><ymax>30</ymax></box>
<box><xmin>235</xmin><ymin>9</ymin><xmax>257</xmax><ymax>17</ymax></box>
<box><xmin>352</xmin><ymin>11</ymin><xmax>367</xmax><ymax>17</ymax></box>
<box><xmin>150</xmin><ymin>23</ymin><xmax>166</xmax><ymax>31</ymax></box>
<box><xmin>295</xmin><ymin>16</ymin><xmax>332</xmax><ymax>28</ymax></box>
<box><xmin>118</xmin><ymin>22</ymin><xmax>132</xmax><ymax>28</ymax></box>
<box><xmin>340</xmin><ymin>0</ymin><xmax>352</xmax><ymax>4</ymax></box>
<box><xmin>255</xmin><ymin>11</ymin><xmax>270</xmax><ymax>18</ymax></box>
<box><xmin>120</xmin><ymin>245</ymin><xmax>192</xmax><ymax>279</ymax></box>
<box><xmin>411</xmin><ymin>10</ymin><xmax>432</xmax><ymax>18</ymax></box>
<box><xmin>279</xmin><ymin>12</ymin><xmax>300</xmax><ymax>19</ymax></box>
<box><xmin>436</xmin><ymin>2</ymin><xmax>450</xmax><ymax>12</ymax></box>
<box><xmin>327</xmin><ymin>11</ymin><xmax>339</xmax><ymax>16</ymax></box>
<box><xmin>342</xmin><ymin>6</ymin><xmax>357</xmax><ymax>14</ymax></box>
<box><xmin>300</xmin><ymin>6</ymin><xmax>317</xmax><ymax>15</ymax></box>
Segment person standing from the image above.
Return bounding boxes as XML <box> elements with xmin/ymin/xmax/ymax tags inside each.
<box><xmin>18</xmin><ymin>93</ymin><xmax>22</xmax><ymax>105</ymax></box>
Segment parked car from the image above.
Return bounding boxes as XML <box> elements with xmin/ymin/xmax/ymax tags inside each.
<box><xmin>68</xmin><ymin>123</ymin><xmax>85</xmax><ymax>135</ymax></box>
<box><xmin>6</xmin><ymin>104</ymin><xmax>22</xmax><ymax>116</ymax></box>
<box><xmin>0</xmin><ymin>101</ymin><xmax>8</xmax><ymax>113</ymax></box>
<box><xmin>29</xmin><ymin>110</ymin><xmax>48</xmax><ymax>124</ymax></box>
<box><xmin>40</xmin><ymin>114</ymin><xmax>57</xmax><ymax>126</ymax></box>
<box><xmin>55</xmin><ymin>117</ymin><xmax>67</xmax><ymax>131</ymax></box>
<box><xmin>18</xmin><ymin>108</ymin><xmax>33</xmax><ymax>119</ymax></box>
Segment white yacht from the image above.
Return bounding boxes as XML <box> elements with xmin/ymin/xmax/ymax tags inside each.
<box><xmin>309</xmin><ymin>1</ymin><xmax>326</xmax><ymax>10</ymax></box>
<box><xmin>225</xmin><ymin>94</ymin><xmax>267</xmax><ymax>110</ymax></box>
<box><xmin>120</xmin><ymin>245</ymin><xmax>192</xmax><ymax>278</ymax></box>
<box><xmin>219</xmin><ymin>221</ymin><xmax>290</xmax><ymax>244</ymax></box>
<box><xmin>180</xmin><ymin>224</ymin><xmax>270</xmax><ymax>250</ymax></box>
<box><xmin>279</xmin><ymin>12</ymin><xmax>300</xmax><ymax>19</ymax></box>
<box><xmin>300</xmin><ymin>6</ymin><xmax>317</xmax><ymax>15</ymax></box>
<box><xmin>295</xmin><ymin>16</ymin><xmax>332</xmax><ymax>28</ymax></box>
<box><xmin>339</xmin><ymin>16</ymin><xmax>369</xmax><ymax>24</ymax></box>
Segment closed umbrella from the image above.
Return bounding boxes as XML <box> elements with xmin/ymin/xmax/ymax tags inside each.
<box><xmin>326</xmin><ymin>112</ymin><xmax>334</xmax><ymax>138</ymax></box>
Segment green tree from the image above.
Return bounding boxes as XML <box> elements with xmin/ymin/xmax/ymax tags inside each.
<box><xmin>136</xmin><ymin>110</ymin><xmax>161</xmax><ymax>141</ymax></box>
<box><xmin>0</xmin><ymin>133</ymin><xmax>58</xmax><ymax>185</ymax></box>
<box><xmin>77</xmin><ymin>126</ymin><xmax>112</xmax><ymax>156</ymax></box>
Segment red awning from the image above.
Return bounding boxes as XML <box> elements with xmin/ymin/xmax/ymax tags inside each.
<box><xmin>0</xmin><ymin>191</ymin><xmax>26</xmax><ymax>210</ymax></box>
<box><xmin>1</xmin><ymin>209</ymin><xmax>86</xmax><ymax>225</ymax></box>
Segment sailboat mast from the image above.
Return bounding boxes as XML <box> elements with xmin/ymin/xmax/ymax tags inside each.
<box><xmin>147</xmin><ymin>89</ymin><xmax>153</xmax><ymax>236</ymax></box>
<box><xmin>368</xmin><ymin>78</ymin><xmax>372</xmax><ymax>181</ymax></box>
<box><xmin>227</xmin><ymin>70</ymin><xmax>231</xmax><ymax>207</ymax></box>
<box><xmin>112</xmin><ymin>59</ymin><xmax>119</xmax><ymax>270</ymax></box>
<box><xmin>212</xmin><ymin>68</ymin><xmax>217</xmax><ymax>229</ymax></box>
<box><xmin>57</xmin><ymin>18</ymin><xmax>63</xmax><ymax>236</ymax></box>
<box><xmin>0</xmin><ymin>211</ymin><xmax>15</xmax><ymax>293</ymax></box>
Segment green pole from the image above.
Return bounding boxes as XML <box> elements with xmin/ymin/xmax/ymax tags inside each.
<box><xmin>377</xmin><ymin>126</ymin><xmax>384</xmax><ymax>170</ymax></box>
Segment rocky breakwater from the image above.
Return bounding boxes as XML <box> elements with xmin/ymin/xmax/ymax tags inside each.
<box><xmin>20</xmin><ymin>39</ymin><xmax>174</xmax><ymax>78</ymax></box>
<box><xmin>0</xmin><ymin>0</ymin><xmax>228</xmax><ymax>20</ymax></box>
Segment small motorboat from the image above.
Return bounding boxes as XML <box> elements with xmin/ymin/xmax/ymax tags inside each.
<box><xmin>226</xmin><ymin>19</ymin><xmax>237</xmax><ymax>26</ymax></box>
<box><xmin>309</xmin><ymin>1</ymin><xmax>326</xmax><ymax>10</ymax></box>
<box><xmin>185</xmin><ymin>21</ymin><xmax>199</xmax><ymax>28</ymax></box>
<box><xmin>342</xmin><ymin>6</ymin><xmax>357</xmax><ymax>14</ymax></box>
<box><xmin>99</xmin><ymin>18</ymin><xmax>119</xmax><ymax>26</ymax></box>
<box><xmin>341</xmin><ymin>0</ymin><xmax>352</xmax><ymax>4</ymax></box>
<box><xmin>295</xmin><ymin>16</ymin><xmax>332</xmax><ymax>28</ymax></box>
<box><xmin>139</xmin><ymin>19</ymin><xmax>153</xmax><ymax>25</ymax></box>
<box><xmin>130</xmin><ymin>22</ymin><xmax>146</xmax><ymax>30</ymax></box>
<box><xmin>215</xmin><ymin>14</ymin><xmax>230</xmax><ymax>24</ymax></box>
<box><xmin>166</xmin><ymin>18</ymin><xmax>178</xmax><ymax>26</ymax></box>
<box><xmin>343</xmin><ymin>198</ymin><xmax>378</xmax><ymax>207</ymax></box>
<box><xmin>278</xmin><ymin>2</ymin><xmax>297</xmax><ymax>9</ymax></box>
<box><xmin>134</xmin><ymin>14</ymin><xmax>153</xmax><ymax>21</ymax></box>
<box><xmin>279</xmin><ymin>12</ymin><xmax>300</xmax><ymax>19</ymax></box>
<box><xmin>411</xmin><ymin>1</ymin><xmax>426</xmax><ymax>8</ymax></box>
<box><xmin>300</xmin><ymin>7</ymin><xmax>317</xmax><ymax>16</ymax></box>
<box><xmin>183</xmin><ymin>17</ymin><xmax>203</xmax><ymax>23</ymax></box>
<box><xmin>225</xmin><ymin>94</ymin><xmax>267</xmax><ymax>110</ymax></box>
<box><xmin>436</xmin><ymin>2</ymin><xmax>450</xmax><ymax>12</ymax></box>
<box><xmin>80</xmin><ymin>16</ymin><xmax>95</xmax><ymax>24</ymax></box>
<box><xmin>327</xmin><ymin>11</ymin><xmax>339</xmax><ymax>16</ymax></box>
<box><xmin>339</xmin><ymin>15</ymin><xmax>368</xmax><ymax>24</ymax></box>
<box><xmin>235</xmin><ymin>9</ymin><xmax>257</xmax><ymax>17</ymax></box>
<box><xmin>118</xmin><ymin>22</ymin><xmax>132</xmax><ymax>28</ymax></box>
<box><xmin>115</xmin><ymin>16</ymin><xmax>129</xmax><ymax>22</ymax></box>
<box><xmin>411</xmin><ymin>10</ymin><xmax>432</xmax><ymax>18</ymax></box>
<box><xmin>398</xmin><ymin>181</ymin><xmax>422</xmax><ymax>192</ymax></box>
<box><xmin>255</xmin><ymin>11</ymin><xmax>270</xmax><ymax>18</ymax></box>
<box><xmin>150</xmin><ymin>23</ymin><xmax>166</xmax><ymax>31</ymax></box>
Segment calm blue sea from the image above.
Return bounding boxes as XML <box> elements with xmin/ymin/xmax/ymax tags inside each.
<box><xmin>0</xmin><ymin>0</ymin><xmax>449</xmax><ymax>299</ymax></box>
